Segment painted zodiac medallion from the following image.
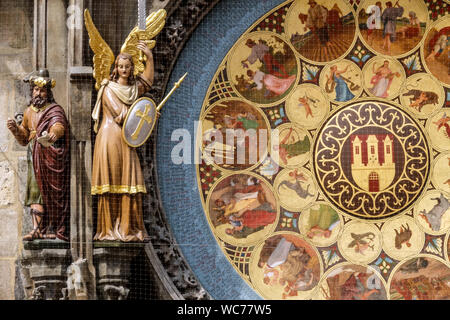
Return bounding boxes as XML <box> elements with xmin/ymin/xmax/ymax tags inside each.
<box><xmin>318</xmin><ymin>59</ymin><xmax>363</xmax><ymax>104</ymax></box>
<box><xmin>426</xmin><ymin>110</ymin><xmax>450</xmax><ymax>152</ymax></box>
<box><xmin>431</xmin><ymin>152</ymin><xmax>450</xmax><ymax>195</ymax></box>
<box><xmin>274</xmin><ymin>168</ymin><xmax>318</xmax><ymax>212</ymax></box>
<box><xmin>201</xmin><ymin>99</ymin><xmax>270</xmax><ymax>171</ymax></box>
<box><xmin>414</xmin><ymin>190</ymin><xmax>450</xmax><ymax>235</ymax></box>
<box><xmin>362</xmin><ymin>56</ymin><xmax>405</xmax><ymax>100</ymax></box>
<box><xmin>422</xmin><ymin>16</ymin><xmax>450</xmax><ymax>86</ymax></box>
<box><xmin>207</xmin><ymin>173</ymin><xmax>279</xmax><ymax>246</ymax></box>
<box><xmin>249</xmin><ymin>232</ymin><xmax>322</xmax><ymax>300</ymax></box>
<box><xmin>271</xmin><ymin>123</ymin><xmax>312</xmax><ymax>169</ymax></box>
<box><xmin>317</xmin><ymin>263</ymin><xmax>387</xmax><ymax>300</ymax></box>
<box><xmin>399</xmin><ymin>73</ymin><xmax>445</xmax><ymax>118</ymax></box>
<box><xmin>228</xmin><ymin>32</ymin><xmax>299</xmax><ymax>105</ymax></box>
<box><xmin>285</xmin><ymin>84</ymin><xmax>329</xmax><ymax>129</ymax></box>
<box><xmin>285</xmin><ymin>0</ymin><xmax>356</xmax><ymax>64</ymax></box>
<box><xmin>381</xmin><ymin>216</ymin><xmax>425</xmax><ymax>261</ymax></box>
<box><xmin>298</xmin><ymin>202</ymin><xmax>343</xmax><ymax>247</ymax></box>
<box><xmin>314</xmin><ymin>100</ymin><xmax>430</xmax><ymax>219</ymax></box>
<box><xmin>358</xmin><ymin>0</ymin><xmax>429</xmax><ymax>57</ymax></box>
<box><xmin>338</xmin><ymin>221</ymin><xmax>382</xmax><ymax>265</ymax></box>
<box><xmin>389</xmin><ymin>256</ymin><xmax>450</xmax><ymax>300</ymax></box>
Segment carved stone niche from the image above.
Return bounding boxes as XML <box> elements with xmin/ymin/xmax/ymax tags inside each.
<box><xmin>20</xmin><ymin>241</ymin><xmax>71</xmax><ymax>300</ymax></box>
<box><xmin>93</xmin><ymin>243</ymin><xmax>144</xmax><ymax>300</ymax></box>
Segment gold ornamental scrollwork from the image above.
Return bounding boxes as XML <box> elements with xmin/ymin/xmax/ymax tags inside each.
<box><xmin>313</xmin><ymin>100</ymin><xmax>430</xmax><ymax>220</ymax></box>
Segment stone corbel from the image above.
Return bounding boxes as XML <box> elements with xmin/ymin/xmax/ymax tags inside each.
<box><xmin>66</xmin><ymin>258</ymin><xmax>94</xmax><ymax>300</ymax></box>
<box><xmin>20</xmin><ymin>243</ymin><xmax>71</xmax><ymax>300</ymax></box>
<box><xmin>93</xmin><ymin>244</ymin><xmax>144</xmax><ymax>300</ymax></box>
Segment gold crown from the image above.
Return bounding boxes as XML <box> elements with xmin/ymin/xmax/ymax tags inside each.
<box><xmin>31</xmin><ymin>76</ymin><xmax>56</xmax><ymax>88</ymax></box>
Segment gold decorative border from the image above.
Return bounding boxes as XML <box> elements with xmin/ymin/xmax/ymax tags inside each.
<box><xmin>91</xmin><ymin>184</ymin><xmax>147</xmax><ymax>195</ymax></box>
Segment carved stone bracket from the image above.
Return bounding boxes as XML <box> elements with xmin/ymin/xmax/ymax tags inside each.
<box><xmin>93</xmin><ymin>243</ymin><xmax>143</xmax><ymax>300</ymax></box>
<box><xmin>20</xmin><ymin>241</ymin><xmax>71</xmax><ymax>300</ymax></box>
<box><xmin>67</xmin><ymin>258</ymin><xmax>95</xmax><ymax>300</ymax></box>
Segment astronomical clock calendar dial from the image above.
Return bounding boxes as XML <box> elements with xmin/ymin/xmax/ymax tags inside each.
<box><xmin>194</xmin><ymin>0</ymin><xmax>450</xmax><ymax>300</ymax></box>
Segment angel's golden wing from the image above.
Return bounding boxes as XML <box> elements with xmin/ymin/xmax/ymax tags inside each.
<box><xmin>121</xmin><ymin>9</ymin><xmax>167</xmax><ymax>75</ymax></box>
<box><xmin>84</xmin><ymin>9</ymin><xmax>115</xmax><ymax>91</ymax></box>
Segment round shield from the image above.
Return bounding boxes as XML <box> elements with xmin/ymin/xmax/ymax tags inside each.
<box><xmin>122</xmin><ymin>97</ymin><xmax>158</xmax><ymax>148</ymax></box>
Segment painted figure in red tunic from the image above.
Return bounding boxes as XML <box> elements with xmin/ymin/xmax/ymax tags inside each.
<box><xmin>212</xmin><ymin>176</ymin><xmax>276</xmax><ymax>239</ymax></box>
<box><xmin>7</xmin><ymin>69</ymin><xmax>70</xmax><ymax>241</ymax></box>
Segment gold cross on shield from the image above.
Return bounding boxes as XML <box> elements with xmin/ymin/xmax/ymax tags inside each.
<box><xmin>131</xmin><ymin>104</ymin><xmax>153</xmax><ymax>140</ymax></box>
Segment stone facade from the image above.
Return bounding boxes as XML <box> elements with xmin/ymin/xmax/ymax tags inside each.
<box><xmin>0</xmin><ymin>0</ymin><xmax>34</xmax><ymax>300</ymax></box>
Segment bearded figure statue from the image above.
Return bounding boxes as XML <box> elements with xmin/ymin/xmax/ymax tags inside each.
<box><xmin>7</xmin><ymin>69</ymin><xmax>70</xmax><ymax>241</ymax></box>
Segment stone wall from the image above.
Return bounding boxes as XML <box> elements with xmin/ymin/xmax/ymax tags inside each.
<box><xmin>0</xmin><ymin>0</ymin><xmax>68</xmax><ymax>299</ymax></box>
<box><xmin>0</xmin><ymin>0</ymin><xmax>33</xmax><ymax>299</ymax></box>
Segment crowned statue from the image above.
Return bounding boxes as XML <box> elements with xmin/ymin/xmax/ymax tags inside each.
<box><xmin>7</xmin><ymin>69</ymin><xmax>70</xmax><ymax>241</ymax></box>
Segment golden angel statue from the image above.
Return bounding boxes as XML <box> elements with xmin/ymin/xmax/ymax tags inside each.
<box><xmin>84</xmin><ymin>8</ymin><xmax>166</xmax><ymax>242</ymax></box>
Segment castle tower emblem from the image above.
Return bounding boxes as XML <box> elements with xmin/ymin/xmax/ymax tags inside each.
<box><xmin>350</xmin><ymin>134</ymin><xmax>396</xmax><ymax>192</ymax></box>
<box><xmin>314</xmin><ymin>101</ymin><xmax>429</xmax><ymax>219</ymax></box>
